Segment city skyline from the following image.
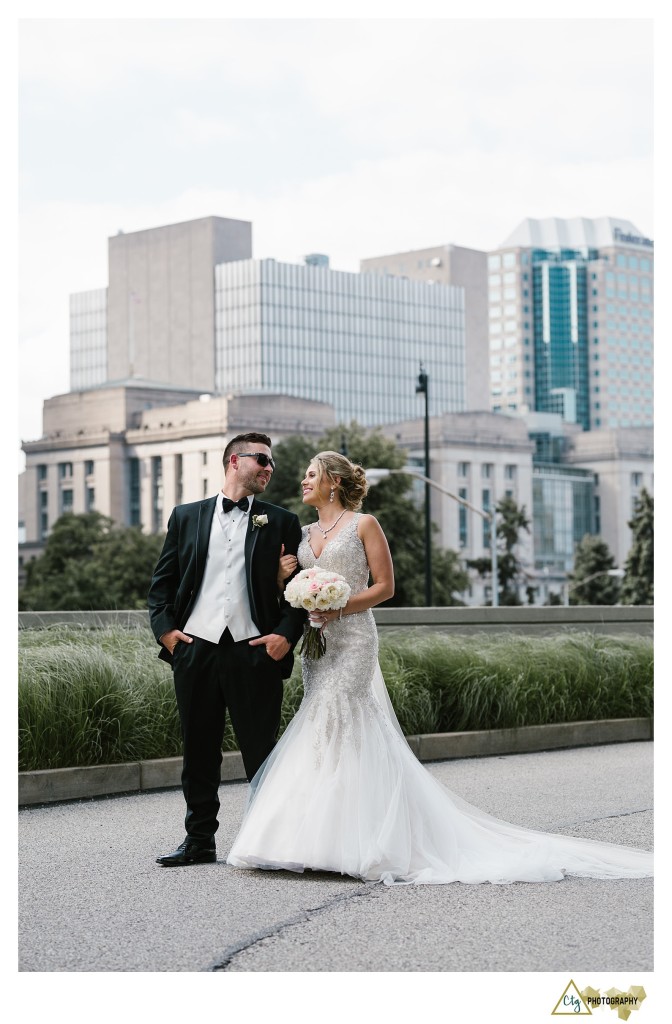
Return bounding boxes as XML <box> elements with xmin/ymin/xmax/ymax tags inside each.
<box><xmin>18</xmin><ymin>16</ymin><xmax>653</xmax><ymax>460</ymax></box>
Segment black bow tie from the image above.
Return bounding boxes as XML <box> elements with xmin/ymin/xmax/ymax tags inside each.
<box><xmin>222</xmin><ymin>496</ymin><xmax>249</xmax><ymax>514</ymax></box>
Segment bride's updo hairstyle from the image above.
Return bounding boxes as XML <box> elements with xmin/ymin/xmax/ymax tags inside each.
<box><xmin>313</xmin><ymin>451</ymin><xmax>369</xmax><ymax>511</ymax></box>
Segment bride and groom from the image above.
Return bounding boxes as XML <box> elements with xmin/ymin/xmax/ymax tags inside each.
<box><xmin>148</xmin><ymin>431</ymin><xmax>652</xmax><ymax>883</ymax></box>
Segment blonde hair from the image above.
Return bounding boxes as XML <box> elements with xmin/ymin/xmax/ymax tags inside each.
<box><xmin>312</xmin><ymin>451</ymin><xmax>369</xmax><ymax>511</ymax></box>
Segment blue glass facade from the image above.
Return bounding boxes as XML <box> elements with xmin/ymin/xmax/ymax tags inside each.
<box><xmin>532</xmin><ymin>464</ymin><xmax>594</xmax><ymax>571</ymax></box>
<box><xmin>532</xmin><ymin>250</ymin><xmax>591</xmax><ymax>430</ymax></box>
<box><xmin>489</xmin><ymin>221</ymin><xmax>654</xmax><ymax>430</ymax></box>
<box><xmin>215</xmin><ymin>259</ymin><xmax>466</xmax><ymax>426</ymax></box>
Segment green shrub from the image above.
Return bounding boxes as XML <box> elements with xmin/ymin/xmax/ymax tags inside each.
<box><xmin>18</xmin><ymin>625</ymin><xmax>652</xmax><ymax>771</ymax></box>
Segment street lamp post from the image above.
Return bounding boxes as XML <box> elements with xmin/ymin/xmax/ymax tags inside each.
<box><xmin>366</xmin><ymin>467</ymin><xmax>498</xmax><ymax>607</ymax></box>
<box><xmin>415</xmin><ymin>365</ymin><xmax>432</xmax><ymax>606</ymax></box>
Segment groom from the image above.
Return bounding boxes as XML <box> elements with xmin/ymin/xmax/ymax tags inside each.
<box><xmin>148</xmin><ymin>431</ymin><xmax>305</xmax><ymax>866</ymax></box>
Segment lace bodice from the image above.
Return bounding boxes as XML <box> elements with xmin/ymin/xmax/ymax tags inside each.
<box><xmin>296</xmin><ymin>512</ymin><xmax>379</xmax><ymax>734</ymax></box>
<box><xmin>297</xmin><ymin>513</ymin><xmax>370</xmax><ymax>595</ymax></box>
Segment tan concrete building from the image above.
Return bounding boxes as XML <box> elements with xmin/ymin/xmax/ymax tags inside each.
<box><xmin>19</xmin><ymin>383</ymin><xmax>335</xmax><ymax>569</ymax></box>
<box><xmin>70</xmin><ymin>216</ymin><xmax>253</xmax><ymax>392</ymax></box>
<box><xmin>381</xmin><ymin>411</ymin><xmax>536</xmax><ymax>605</ymax></box>
<box><xmin>563</xmin><ymin>426</ymin><xmax>653</xmax><ymax>567</ymax></box>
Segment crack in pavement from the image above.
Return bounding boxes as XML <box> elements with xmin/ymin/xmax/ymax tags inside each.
<box><xmin>533</xmin><ymin>805</ymin><xmax>653</xmax><ymax>832</ymax></box>
<box><xmin>205</xmin><ymin>807</ymin><xmax>653</xmax><ymax>971</ymax></box>
<box><xmin>206</xmin><ymin>881</ymin><xmax>383</xmax><ymax>972</ymax></box>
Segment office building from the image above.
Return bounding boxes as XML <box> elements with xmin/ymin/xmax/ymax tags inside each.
<box><xmin>68</xmin><ymin>217</ymin><xmax>468</xmax><ymax>427</ymax></box>
<box><xmin>70</xmin><ymin>216</ymin><xmax>253</xmax><ymax>392</ymax></box>
<box><xmin>19</xmin><ymin>384</ymin><xmax>335</xmax><ymax>568</ymax></box>
<box><xmin>562</xmin><ymin>425</ymin><xmax>653</xmax><ymax>567</ymax></box>
<box><xmin>360</xmin><ymin>244</ymin><xmax>489</xmax><ymax>412</ymax></box>
<box><xmin>487</xmin><ymin>217</ymin><xmax>654</xmax><ymax>430</ymax></box>
<box><xmin>381</xmin><ymin>411</ymin><xmax>535</xmax><ymax>605</ymax></box>
<box><xmin>215</xmin><ymin>257</ymin><xmax>466</xmax><ymax>425</ymax></box>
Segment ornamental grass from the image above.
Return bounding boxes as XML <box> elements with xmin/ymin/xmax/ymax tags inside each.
<box><xmin>18</xmin><ymin>625</ymin><xmax>652</xmax><ymax>772</ymax></box>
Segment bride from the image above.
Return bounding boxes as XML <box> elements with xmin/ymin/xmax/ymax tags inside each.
<box><xmin>227</xmin><ymin>451</ymin><xmax>653</xmax><ymax>885</ymax></box>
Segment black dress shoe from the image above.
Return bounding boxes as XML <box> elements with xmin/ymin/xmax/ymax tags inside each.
<box><xmin>156</xmin><ymin>838</ymin><xmax>217</xmax><ymax>866</ymax></box>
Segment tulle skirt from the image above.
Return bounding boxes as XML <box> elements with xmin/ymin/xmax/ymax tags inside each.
<box><xmin>226</xmin><ymin>664</ymin><xmax>653</xmax><ymax>886</ymax></box>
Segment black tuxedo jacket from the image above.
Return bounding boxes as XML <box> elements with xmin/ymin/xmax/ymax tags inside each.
<box><xmin>147</xmin><ymin>495</ymin><xmax>306</xmax><ymax>677</ymax></box>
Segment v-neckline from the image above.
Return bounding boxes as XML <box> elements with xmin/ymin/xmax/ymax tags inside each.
<box><xmin>307</xmin><ymin>515</ymin><xmax>355</xmax><ymax>560</ymax></box>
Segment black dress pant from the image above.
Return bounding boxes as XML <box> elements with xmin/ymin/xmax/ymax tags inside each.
<box><xmin>171</xmin><ymin>631</ymin><xmax>284</xmax><ymax>840</ymax></box>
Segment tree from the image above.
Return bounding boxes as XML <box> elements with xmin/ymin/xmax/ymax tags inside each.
<box><xmin>263</xmin><ymin>422</ymin><xmax>468</xmax><ymax>606</ymax></box>
<box><xmin>259</xmin><ymin>434</ymin><xmax>317</xmax><ymax>524</ymax></box>
<box><xmin>466</xmin><ymin>496</ymin><xmax>531</xmax><ymax>605</ymax></box>
<box><xmin>621</xmin><ymin>489</ymin><xmax>653</xmax><ymax>605</ymax></box>
<box><xmin>567</xmin><ymin>534</ymin><xmax>620</xmax><ymax>605</ymax></box>
<box><xmin>19</xmin><ymin>513</ymin><xmax>165</xmax><ymax>611</ymax></box>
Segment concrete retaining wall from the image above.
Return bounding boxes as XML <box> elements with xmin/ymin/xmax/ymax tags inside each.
<box><xmin>19</xmin><ymin>717</ymin><xmax>653</xmax><ymax>806</ymax></box>
<box><xmin>19</xmin><ymin>606</ymin><xmax>653</xmax><ymax>636</ymax></box>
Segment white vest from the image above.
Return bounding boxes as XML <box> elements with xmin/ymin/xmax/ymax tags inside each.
<box><xmin>183</xmin><ymin>494</ymin><xmax>259</xmax><ymax>643</ymax></box>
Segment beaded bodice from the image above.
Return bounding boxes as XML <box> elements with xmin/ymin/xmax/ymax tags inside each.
<box><xmin>296</xmin><ymin>512</ymin><xmax>379</xmax><ymax>741</ymax></box>
<box><xmin>298</xmin><ymin>513</ymin><xmax>370</xmax><ymax>595</ymax></box>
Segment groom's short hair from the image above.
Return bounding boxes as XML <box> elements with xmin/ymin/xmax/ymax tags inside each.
<box><xmin>223</xmin><ymin>432</ymin><xmax>273</xmax><ymax>469</ymax></box>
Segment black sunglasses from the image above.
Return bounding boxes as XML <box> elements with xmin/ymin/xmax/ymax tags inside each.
<box><xmin>236</xmin><ymin>452</ymin><xmax>276</xmax><ymax>470</ymax></box>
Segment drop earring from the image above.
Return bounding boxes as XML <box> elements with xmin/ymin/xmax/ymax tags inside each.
<box><xmin>329</xmin><ymin>488</ymin><xmax>335</xmax><ymax>502</ymax></box>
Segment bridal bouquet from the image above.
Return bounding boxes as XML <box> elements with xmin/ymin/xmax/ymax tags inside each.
<box><xmin>284</xmin><ymin>568</ymin><xmax>351</xmax><ymax>660</ymax></box>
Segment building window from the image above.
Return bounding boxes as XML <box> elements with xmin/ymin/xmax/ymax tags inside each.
<box><xmin>202</xmin><ymin>451</ymin><xmax>208</xmax><ymax>466</ymax></box>
<box><xmin>175</xmin><ymin>453</ymin><xmax>183</xmax><ymax>506</ymax></box>
<box><xmin>458</xmin><ymin>462</ymin><xmax>470</xmax><ymax>477</ymax></box>
<box><xmin>37</xmin><ymin>464</ymin><xmax>47</xmax><ymax>481</ymax></box>
<box><xmin>85</xmin><ymin>460</ymin><xmax>94</xmax><ymax>476</ymax></box>
<box><xmin>61</xmin><ymin>489</ymin><xmax>73</xmax><ymax>514</ymax></box>
<box><xmin>482</xmin><ymin>489</ymin><xmax>491</xmax><ymax>548</ymax></box>
<box><xmin>481</xmin><ymin>464</ymin><xmax>493</xmax><ymax>479</ymax></box>
<box><xmin>458</xmin><ymin>488</ymin><xmax>468</xmax><ymax>548</ymax></box>
<box><xmin>152</xmin><ymin>457</ymin><xmax>163</xmax><ymax>533</ymax></box>
<box><xmin>58</xmin><ymin>462</ymin><xmax>73</xmax><ymax>479</ymax></box>
<box><xmin>129</xmin><ymin>458</ymin><xmax>141</xmax><ymax>527</ymax></box>
<box><xmin>86</xmin><ymin>487</ymin><xmax>95</xmax><ymax>512</ymax></box>
<box><xmin>631</xmin><ymin>472</ymin><xmax>643</xmax><ymax>489</ymax></box>
<box><xmin>203</xmin><ymin>479</ymin><xmax>209</xmax><ymax>498</ymax></box>
<box><xmin>504</xmin><ymin>465</ymin><xmax>516</xmax><ymax>480</ymax></box>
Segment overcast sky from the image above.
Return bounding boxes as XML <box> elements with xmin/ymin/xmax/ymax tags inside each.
<box><xmin>17</xmin><ymin>15</ymin><xmax>653</xmax><ymax>461</ymax></box>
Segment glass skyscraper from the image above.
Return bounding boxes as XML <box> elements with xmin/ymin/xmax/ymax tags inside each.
<box><xmin>532</xmin><ymin>251</ymin><xmax>590</xmax><ymax>429</ymax></box>
<box><xmin>214</xmin><ymin>258</ymin><xmax>466</xmax><ymax>425</ymax></box>
<box><xmin>488</xmin><ymin>218</ymin><xmax>653</xmax><ymax>431</ymax></box>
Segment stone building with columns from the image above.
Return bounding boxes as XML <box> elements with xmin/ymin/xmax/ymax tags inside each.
<box><xmin>19</xmin><ymin>383</ymin><xmax>334</xmax><ymax>581</ymax></box>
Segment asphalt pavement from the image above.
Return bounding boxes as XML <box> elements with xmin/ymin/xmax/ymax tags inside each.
<box><xmin>18</xmin><ymin>741</ymin><xmax>653</xmax><ymax>973</ymax></box>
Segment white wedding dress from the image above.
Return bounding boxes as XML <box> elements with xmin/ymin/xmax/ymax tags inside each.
<box><xmin>227</xmin><ymin>515</ymin><xmax>653</xmax><ymax>885</ymax></box>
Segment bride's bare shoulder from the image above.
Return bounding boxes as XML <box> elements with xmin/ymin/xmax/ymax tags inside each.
<box><xmin>356</xmin><ymin>513</ymin><xmax>384</xmax><ymax>536</ymax></box>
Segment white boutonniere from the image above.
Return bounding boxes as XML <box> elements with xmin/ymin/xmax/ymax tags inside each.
<box><xmin>252</xmin><ymin>514</ymin><xmax>268</xmax><ymax>529</ymax></box>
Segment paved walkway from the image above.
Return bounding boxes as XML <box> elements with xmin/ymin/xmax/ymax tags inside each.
<box><xmin>19</xmin><ymin>742</ymin><xmax>653</xmax><ymax>973</ymax></box>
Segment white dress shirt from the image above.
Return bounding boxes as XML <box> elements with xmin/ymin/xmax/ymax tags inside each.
<box><xmin>183</xmin><ymin>492</ymin><xmax>259</xmax><ymax>643</ymax></box>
